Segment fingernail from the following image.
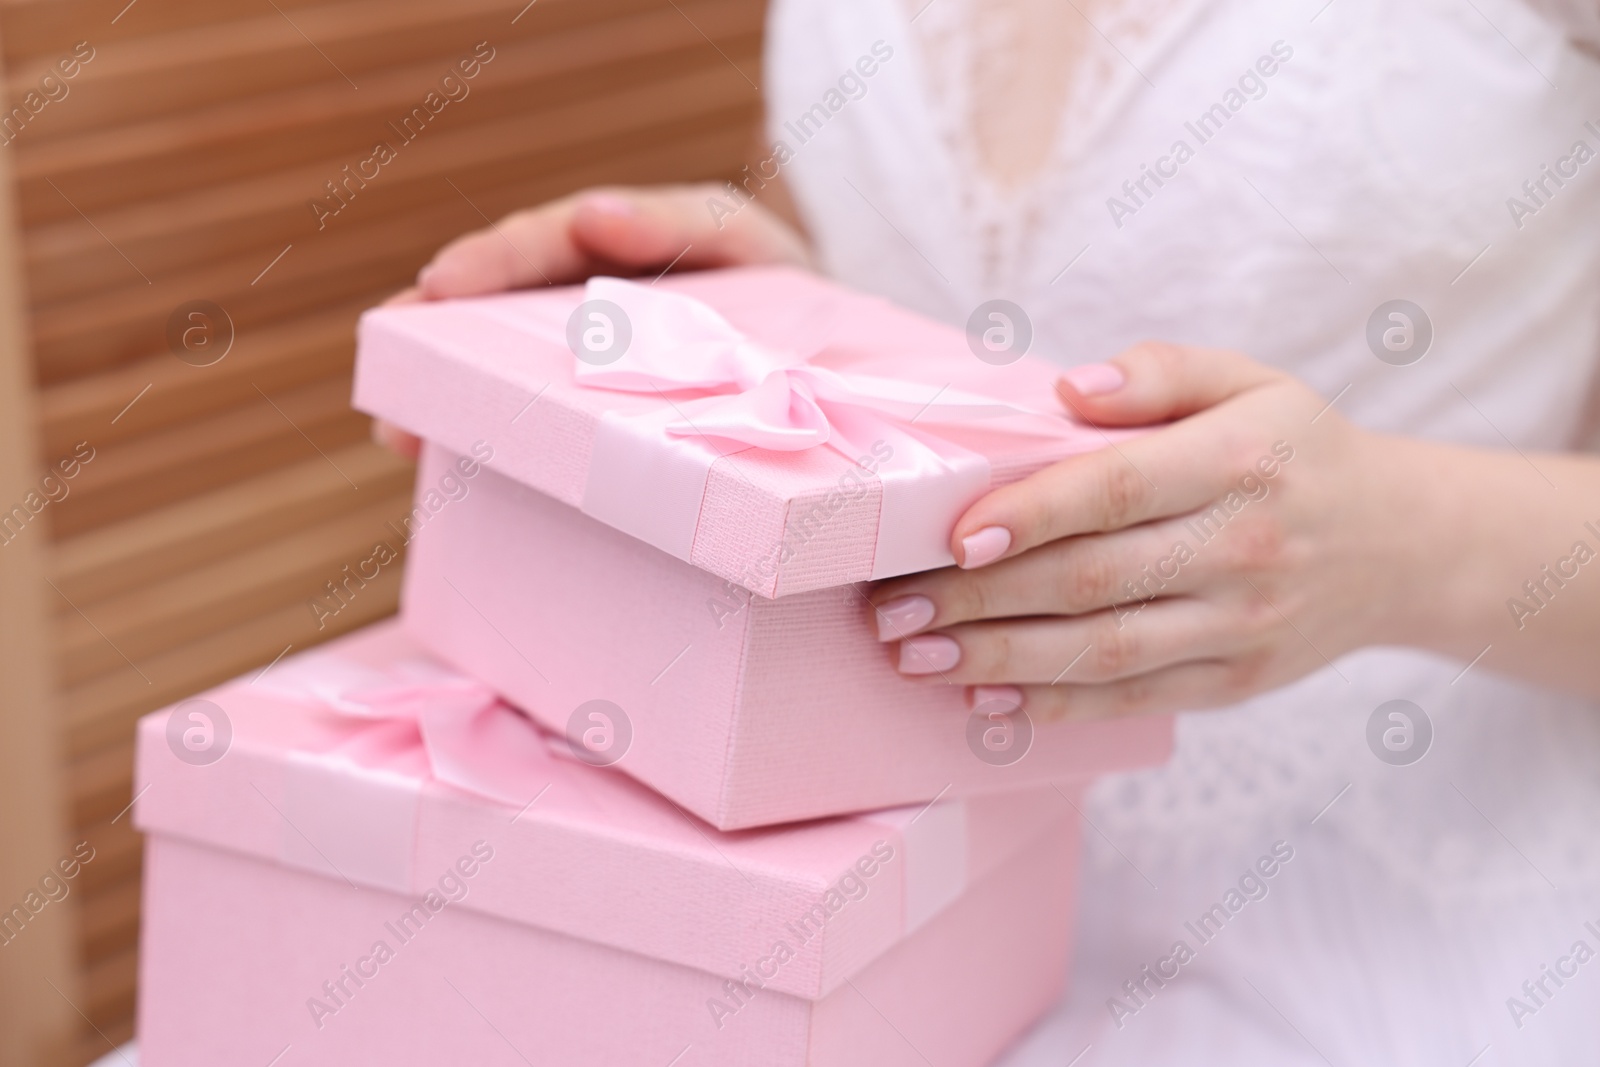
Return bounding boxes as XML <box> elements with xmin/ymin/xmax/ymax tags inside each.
<box><xmin>959</xmin><ymin>526</ymin><xmax>1011</xmax><ymax>569</ymax></box>
<box><xmin>582</xmin><ymin>193</ymin><xmax>637</xmax><ymax>218</ymax></box>
<box><xmin>1061</xmin><ymin>363</ymin><xmax>1125</xmax><ymax>397</ymax></box>
<box><xmin>969</xmin><ymin>685</ymin><xmax>1024</xmax><ymax>711</ymax></box>
<box><xmin>415</xmin><ymin>263</ymin><xmax>438</xmax><ymax>290</ymax></box>
<box><xmin>898</xmin><ymin>635</ymin><xmax>960</xmax><ymax>674</ymax></box>
<box><xmin>875</xmin><ymin>595</ymin><xmax>935</xmax><ymax>641</ymax></box>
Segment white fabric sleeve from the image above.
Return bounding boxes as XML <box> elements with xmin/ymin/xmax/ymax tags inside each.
<box><xmin>1522</xmin><ymin>0</ymin><xmax>1600</xmax><ymax>53</ymax></box>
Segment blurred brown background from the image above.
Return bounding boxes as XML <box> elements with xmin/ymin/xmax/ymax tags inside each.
<box><xmin>0</xmin><ymin>1</ymin><xmax>764</xmax><ymax>1062</ymax></box>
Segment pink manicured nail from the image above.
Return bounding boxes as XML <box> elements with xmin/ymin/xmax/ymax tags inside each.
<box><xmin>959</xmin><ymin>526</ymin><xmax>1011</xmax><ymax>569</ymax></box>
<box><xmin>875</xmin><ymin>595</ymin><xmax>935</xmax><ymax>641</ymax></box>
<box><xmin>1061</xmin><ymin>363</ymin><xmax>1125</xmax><ymax>397</ymax></box>
<box><xmin>898</xmin><ymin>635</ymin><xmax>960</xmax><ymax>674</ymax></box>
<box><xmin>969</xmin><ymin>685</ymin><xmax>1024</xmax><ymax>711</ymax></box>
<box><xmin>582</xmin><ymin>193</ymin><xmax>637</xmax><ymax>218</ymax></box>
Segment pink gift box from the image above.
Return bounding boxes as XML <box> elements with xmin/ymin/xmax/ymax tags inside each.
<box><xmin>354</xmin><ymin>267</ymin><xmax>1172</xmax><ymax>829</ymax></box>
<box><xmin>135</xmin><ymin>623</ymin><xmax>1082</xmax><ymax>1067</ymax></box>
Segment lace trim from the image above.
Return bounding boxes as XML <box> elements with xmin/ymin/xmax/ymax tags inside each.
<box><xmin>1083</xmin><ymin>649</ymin><xmax>1600</xmax><ymax>905</ymax></box>
<box><xmin>898</xmin><ymin>0</ymin><xmax>1196</xmax><ymax>291</ymax></box>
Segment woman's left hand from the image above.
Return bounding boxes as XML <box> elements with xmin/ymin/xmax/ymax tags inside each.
<box><xmin>868</xmin><ymin>342</ymin><xmax>1442</xmax><ymax>722</ymax></box>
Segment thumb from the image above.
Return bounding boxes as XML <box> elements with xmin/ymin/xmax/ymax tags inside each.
<box><xmin>1056</xmin><ymin>341</ymin><xmax>1281</xmax><ymax>427</ymax></box>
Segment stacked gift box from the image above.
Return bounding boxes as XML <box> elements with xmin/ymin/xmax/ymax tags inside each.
<box><xmin>133</xmin><ymin>268</ymin><xmax>1173</xmax><ymax>1065</ymax></box>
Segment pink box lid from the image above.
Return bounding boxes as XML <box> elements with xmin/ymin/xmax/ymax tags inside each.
<box><xmin>353</xmin><ymin>267</ymin><xmax>1123</xmax><ymax>597</ymax></box>
<box><xmin>134</xmin><ymin>621</ymin><xmax>1074</xmax><ymax>1000</ymax></box>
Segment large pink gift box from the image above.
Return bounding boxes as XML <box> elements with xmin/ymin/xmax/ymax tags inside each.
<box><xmin>136</xmin><ymin>623</ymin><xmax>1082</xmax><ymax>1067</ymax></box>
<box><xmin>355</xmin><ymin>267</ymin><xmax>1171</xmax><ymax>829</ymax></box>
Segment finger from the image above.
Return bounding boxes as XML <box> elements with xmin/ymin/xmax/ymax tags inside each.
<box><xmin>945</xmin><ymin>344</ymin><xmax>1287</xmax><ymax>566</ymax></box>
<box><xmin>871</xmin><ymin>516</ymin><xmax>1216</xmax><ymax>637</ymax></box>
<box><xmin>417</xmin><ymin>194</ymin><xmax>592</xmax><ymax>298</ymax></box>
<box><xmin>371</xmin><ymin>420</ymin><xmax>421</xmax><ymax>461</ymax></box>
<box><xmin>569</xmin><ymin>184</ymin><xmax>812</xmax><ymax>273</ymax></box>
<box><xmin>416</xmin><ymin>184</ymin><xmax>811</xmax><ymax>300</ymax></box>
<box><xmin>893</xmin><ymin>598</ymin><xmax>1233</xmax><ymax>686</ymax></box>
<box><xmin>964</xmin><ymin>657</ymin><xmax>1274</xmax><ymax>723</ymax></box>
<box><xmin>1056</xmin><ymin>341</ymin><xmax>1281</xmax><ymax>428</ymax></box>
<box><xmin>952</xmin><ymin>413</ymin><xmax>1274</xmax><ymax>566</ymax></box>
<box><xmin>383</xmin><ymin>285</ymin><xmax>423</xmax><ymax>306</ymax></box>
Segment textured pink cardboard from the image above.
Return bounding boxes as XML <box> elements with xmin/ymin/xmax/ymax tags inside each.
<box><xmin>399</xmin><ymin>442</ymin><xmax>1171</xmax><ymax>830</ymax></box>
<box><xmin>135</xmin><ymin>624</ymin><xmax>1081</xmax><ymax>1066</ymax></box>
<box><xmin>138</xmin><ymin>825</ymin><xmax>1077</xmax><ymax>1067</ymax></box>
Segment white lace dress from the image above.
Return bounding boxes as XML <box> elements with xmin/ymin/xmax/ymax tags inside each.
<box><xmin>766</xmin><ymin>0</ymin><xmax>1600</xmax><ymax>1063</ymax></box>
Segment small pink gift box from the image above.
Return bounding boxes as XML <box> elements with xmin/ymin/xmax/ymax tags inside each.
<box><xmin>355</xmin><ymin>267</ymin><xmax>1172</xmax><ymax>829</ymax></box>
<box><xmin>136</xmin><ymin>623</ymin><xmax>1082</xmax><ymax>1067</ymax></box>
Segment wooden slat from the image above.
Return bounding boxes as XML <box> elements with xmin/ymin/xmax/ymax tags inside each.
<box><xmin>58</xmin><ymin>495</ymin><xmax>413</xmax><ymax>684</ymax></box>
<box><xmin>65</xmin><ymin>819</ymin><xmax>140</xmax><ymax>1040</ymax></box>
<box><xmin>1</xmin><ymin>0</ymin><xmax>353</xmax><ymax>60</ymax></box>
<box><xmin>75</xmin><ymin>825</ymin><xmax>134</xmax><ymax>898</ymax></box>
<box><xmin>30</xmin><ymin>136</ymin><xmax>754</xmax><ymax>386</ymax></box>
<box><xmin>53</xmin><ymin>442</ymin><xmax>414</xmax><ymax>602</ymax></box>
<box><xmin>24</xmin><ymin>32</ymin><xmax>757</xmax><ymax>231</ymax></box>
<box><xmin>25</xmin><ymin>96</ymin><xmax>760</xmax><ymax>327</ymax></box>
<box><xmin>64</xmin><ymin>576</ymin><xmax>406</xmax><ymax>760</ymax></box>
<box><xmin>31</xmin><ymin>118</ymin><xmax>750</xmax><ymax>454</ymax></box>
<box><xmin>8</xmin><ymin>0</ymin><xmax>534</xmax><ymax>133</ymax></box>
<box><xmin>25</xmin><ymin>62</ymin><xmax>759</xmax><ymax>375</ymax></box>
<box><xmin>0</xmin><ymin>25</ymin><xmax>78</xmax><ymax>1060</ymax></box>
<box><xmin>80</xmin><ymin>942</ymin><xmax>136</xmax><ymax>1028</ymax></box>
<box><xmin>2</xmin><ymin>0</ymin><xmax>379</xmax><ymax>64</ymax></box>
<box><xmin>75</xmin><ymin>876</ymin><xmax>138</xmax><ymax>969</ymax></box>
<box><xmin>50</xmin><ymin>375</ymin><xmax>372</xmax><ymax>535</ymax></box>
<box><xmin>37</xmin><ymin>298</ymin><xmax>369</xmax><ymax>454</ymax></box>
<box><xmin>14</xmin><ymin>0</ymin><xmax>761</xmax><ymax>206</ymax></box>
<box><xmin>69</xmin><ymin>743</ymin><xmax>141</xmax><ymax>828</ymax></box>
<box><xmin>75</xmin><ymin>882</ymin><xmax>136</xmax><ymax>1028</ymax></box>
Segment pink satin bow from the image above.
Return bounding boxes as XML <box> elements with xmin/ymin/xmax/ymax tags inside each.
<box><xmin>283</xmin><ymin>666</ymin><xmax>558</xmax><ymax>808</ymax></box>
<box><xmin>566</xmin><ymin>277</ymin><xmax>1070</xmax><ymax>581</ymax></box>
<box><xmin>574</xmin><ymin>276</ymin><xmax>1029</xmax><ymax>452</ymax></box>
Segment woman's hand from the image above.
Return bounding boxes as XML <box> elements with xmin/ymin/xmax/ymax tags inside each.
<box><xmin>869</xmin><ymin>342</ymin><xmax>1465</xmax><ymax>721</ymax></box>
<box><xmin>372</xmin><ymin>182</ymin><xmax>812</xmax><ymax>459</ymax></box>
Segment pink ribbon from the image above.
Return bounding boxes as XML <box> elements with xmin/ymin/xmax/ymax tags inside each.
<box><xmin>574</xmin><ymin>277</ymin><xmax>1026</xmax><ymax>451</ymax></box>
<box><xmin>266</xmin><ymin>659</ymin><xmax>558</xmax><ymax>808</ymax></box>
<box><xmin>571</xmin><ymin>277</ymin><xmax>1051</xmax><ymax>580</ymax></box>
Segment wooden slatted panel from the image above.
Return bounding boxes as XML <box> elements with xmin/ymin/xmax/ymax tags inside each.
<box><xmin>0</xmin><ymin>48</ymin><xmax>75</xmax><ymax>1067</ymax></box>
<box><xmin>0</xmin><ymin>0</ymin><xmax>766</xmax><ymax>1058</ymax></box>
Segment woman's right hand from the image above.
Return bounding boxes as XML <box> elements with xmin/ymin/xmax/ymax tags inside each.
<box><xmin>373</xmin><ymin>181</ymin><xmax>813</xmax><ymax>459</ymax></box>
